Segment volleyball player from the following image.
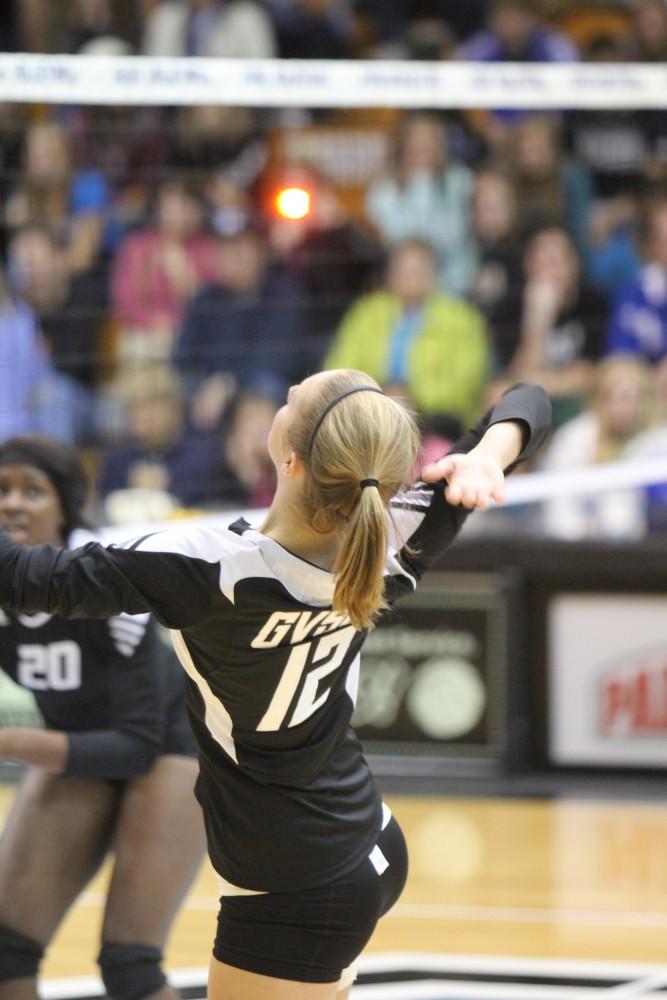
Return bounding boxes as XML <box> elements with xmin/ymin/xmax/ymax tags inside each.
<box><xmin>0</xmin><ymin>437</ymin><xmax>205</xmax><ymax>1000</ymax></box>
<box><xmin>0</xmin><ymin>371</ymin><xmax>550</xmax><ymax>1000</ymax></box>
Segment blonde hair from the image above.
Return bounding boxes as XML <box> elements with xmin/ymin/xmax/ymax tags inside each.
<box><xmin>289</xmin><ymin>370</ymin><xmax>421</xmax><ymax>630</ymax></box>
<box><xmin>592</xmin><ymin>355</ymin><xmax>652</xmax><ymax>463</ymax></box>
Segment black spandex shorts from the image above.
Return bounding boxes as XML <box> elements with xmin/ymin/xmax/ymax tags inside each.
<box><xmin>213</xmin><ymin>814</ymin><xmax>408</xmax><ymax>984</ymax></box>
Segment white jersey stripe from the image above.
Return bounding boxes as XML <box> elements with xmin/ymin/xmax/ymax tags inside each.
<box><xmin>385</xmin><ymin>499</ymin><xmax>426</xmax><ymax>591</ymax></box>
<box><xmin>344</xmin><ymin>653</ymin><xmax>360</xmax><ymax>706</ymax></box>
<box><xmin>170</xmin><ymin>630</ymin><xmax>238</xmax><ymax>764</ymax></box>
<box><xmin>381</xmin><ymin>802</ymin><xmax>392</xmax><ymax>829</ymax></box>
<box><xmin>218</xmin><ymin>545</ymin><xmax>275</xmax><ymax>605</ymax></box>
<box><xmin>109</xmin><ymin>616</ymin><xmax>149</xmax><ymax>633</ymax></box>
<box><xmin>244</xmin><ymin>530</ymin><xmax>335</xmax><ymax>607</ymax></box>
<box><xmin>108</xmin><ymin>622</ymin><xmax>147</xmax><ymax>642</ymax></box>
<box><xmin>107</xmin><ymin>613</ymin><xmax>150</xmax><ymax>657</ymax></box>
<box><xmin>115</xmin><ymin>642</ymin><xmax>135</xmax><ymax>657</ymax></box>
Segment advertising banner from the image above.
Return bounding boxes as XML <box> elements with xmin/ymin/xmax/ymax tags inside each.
<box><xmin>353</xmin><ymin>572</ymin><xmax>509</xmax><ymax>760</ymax></box>
<box><xmin>549</xmin><ymin>594</ymin><xmax>667</xmax><ymax>767</ymax></box>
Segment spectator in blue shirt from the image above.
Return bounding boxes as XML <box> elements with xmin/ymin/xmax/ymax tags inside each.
<box><xmin>172</xmin><ymin>219</ymin><xmax>307</xmax><ymax>503</ymax></box>
<box><xmin>173</xmin><ymin>218</ymin><xmax>307</xmax><ymax>430</ymax></box>
<box><xmin>0</xmin><ymin>271</ymin><xmax>92</xmax><ymax>443</ymax></box>
<box><xmin>607</xmin><ymin>198</ymin><xmax>667</xmax><ymax>363</ymax></box>
<box><xmin>99</xmin><ymin>364</ymin><xmax>232</xmax><ymax>509</ymax></box>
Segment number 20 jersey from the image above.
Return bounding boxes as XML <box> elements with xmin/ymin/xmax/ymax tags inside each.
<box><xmin>0</xmin><ymin>385</ymin><xmax>551</xmax><ymax>892</ymax></box>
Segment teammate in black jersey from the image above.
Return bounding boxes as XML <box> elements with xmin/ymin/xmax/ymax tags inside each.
<box><xmin>0</xmin><ymin>371</ymin><xmax>551</xmax><ymax>1000</ymax></box>
<box><xmin>0</xmin><ymin>437</ymin><xmax>206</xmax><ymax>1000</ymax></box>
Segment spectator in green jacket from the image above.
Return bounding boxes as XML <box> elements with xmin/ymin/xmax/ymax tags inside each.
<box><xmin>323</xmin><ymin>239</ymin><xmax>489</xmax><ymax>437</ymax></box>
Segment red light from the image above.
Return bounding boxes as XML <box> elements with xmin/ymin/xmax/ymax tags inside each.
<box><xmin>275</xmin><ymin>186</ymin><xmax>311</xmax><ymax>221</ymax></box>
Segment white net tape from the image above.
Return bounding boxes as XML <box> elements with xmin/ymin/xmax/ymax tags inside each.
<box><xmin>505</xmin><ymin>456</ymin><xmax>667</xmax><ymax>506</ymax></box>
<box><xmin>90</xmin><ymin>456</ymin><xmax>667</xmax><ymax>545</ymax></box>
<box><xmin>0</xmin><ymin>53</ymin><xmax>666</xmax><ymax>109</ymax></box>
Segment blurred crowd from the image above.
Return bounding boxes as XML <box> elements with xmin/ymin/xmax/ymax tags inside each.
<box><xmin>2</xmin><ymin>0</ymin><xmax>667</xmax><ymax>539</ymax></box>
<box><xmin>5</xmin><ymin>0</ymin><xmax>667</xmax><ymax>63</ymax></box>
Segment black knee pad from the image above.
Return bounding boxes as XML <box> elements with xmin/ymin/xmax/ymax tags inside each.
<box><xmin>0</xmin><ymin>923</ymin><xmax>44</xmax><ymax>982</ymax></box>
<box><xmin>97</xmin><ymin>942</ymin><xmax>167</xmax><ymax>1000</ymax></box>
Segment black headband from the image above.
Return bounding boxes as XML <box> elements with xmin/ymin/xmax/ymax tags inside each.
<box><xmin>307</xmin><ymin>385</ymin><xmax>385</xmax><ymax>457</ymax></box>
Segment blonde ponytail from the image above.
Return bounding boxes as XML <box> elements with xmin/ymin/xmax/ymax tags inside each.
<box><xmin>289</xmin><ymin>370</ymin><xmax>420</xmax><ymax>630</ymax></box>
<box><xmin>332</xmin><ymin>483</ymin><xmax>388</xmax><ymax>630</ymax></box>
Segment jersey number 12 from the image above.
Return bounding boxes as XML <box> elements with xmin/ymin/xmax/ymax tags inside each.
<box><xmin>257</xmin><ymin>626</ymin><xmax>356</xmax><ymax>731</ymax></box>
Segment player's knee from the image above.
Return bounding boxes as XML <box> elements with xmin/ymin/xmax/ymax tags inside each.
<box><xmin>0</xmin><ymin>923</ymin><xmax>44</xmax><ymax>982</ymax></box>
<box><xmin>97</xmin><ymin>942</ymin><xmax>167</xmax><ymax>1000</ymax></box>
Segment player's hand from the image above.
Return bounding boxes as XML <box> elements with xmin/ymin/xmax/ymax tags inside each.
<box><xmin>421</xmin><ymin>452</ymin><xmax>506</xmax><ymax>509</ymax></box>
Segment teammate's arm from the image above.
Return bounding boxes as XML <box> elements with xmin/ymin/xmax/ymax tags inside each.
<box><xmin>0</xmin><ymin>627</ymin><xmax>167</xmax><ymax>777</ymax></box>
<box><xmin>0</xmin><ymin>650</ymin><xmax>68</xmax><ymax>771</ymax></box>
<box><xmin>0</xmin><ymin>719</ymin><xmax>159</xmax><ymax>780</ymax></box>
<box><xmin>64</xmin><ymin>624</ymin><xmax>169</xmax><ymax>780</ymax></box>
<box><xmin>0</xmin><ymin>726</ymin><xmax>68</xmax><ymax>773</ymax></box>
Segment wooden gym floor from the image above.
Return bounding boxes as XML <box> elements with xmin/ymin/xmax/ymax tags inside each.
<box><xmin>2</xmin><ymin>788</ymin><xmax>667</xmax><ymax>998</ymax></box>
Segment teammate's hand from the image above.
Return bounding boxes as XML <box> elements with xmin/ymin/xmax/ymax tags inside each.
<box><xmin>421</xmin><ymin>453</ymin><xmax>506</xmax><ymax>509</ymax></box>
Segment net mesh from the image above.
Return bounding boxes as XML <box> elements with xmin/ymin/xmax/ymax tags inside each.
<box><xmin>0</xmin><ymin>51</ymin><xmax>666</xmax><ymax>541</ymax></box>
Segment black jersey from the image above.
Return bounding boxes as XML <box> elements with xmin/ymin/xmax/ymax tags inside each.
<box><xmin>0</xmin><ymin>385</ymin><xmax>550</xmax><ymax>890</ymax></box>
<box><xmin>0</xmin><ymin>535</ymin><xmax>193</xmax><ymax>781</ymax></box>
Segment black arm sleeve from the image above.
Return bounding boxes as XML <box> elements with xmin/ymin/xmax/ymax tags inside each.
<box><xmin>0</xmin><ymin>535</ymin><xmax>221</xmax><ymax>629</ymax></box>
<box><xmin>385</xmin><ymin>384</ymin><xmax>552</xmax><ymax>602</ymax></box>
<box><xmin>66</xmin><ymin>730</ymin><xmax>158</xmax><ymax>780</ymax></box>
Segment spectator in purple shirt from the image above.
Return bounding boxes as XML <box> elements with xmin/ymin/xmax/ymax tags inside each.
<box><xmin>458</xmin><ymin>0</ymin><xmax>579</xmax><ymax>63</ymax></box>
<box><xmin>267</xmin><ymin>0</ymin><xmax>354</xmax><ymax>59</ymax></box>
<box><xmin>456</xmin><ymin>0</ymin><xmax>579</xmax><ymax>150</ymax></box>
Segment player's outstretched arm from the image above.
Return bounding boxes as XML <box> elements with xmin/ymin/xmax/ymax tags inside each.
<box><xmin>385</xmin><ymin>384</ymin><xmax>551</xmax><ymax>603</ymax></box>
<box><xmin>421</xmin><ymin>419</ymin><xmax>525</xmax><ymax>510</ymax></box>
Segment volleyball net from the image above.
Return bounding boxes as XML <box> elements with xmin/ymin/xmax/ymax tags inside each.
<box><xmin>1</xmin><ymin>53</ymin><xmax>667</xmax><ymax>540</ymax></box>
<box><xmin>1</xmin><ymin>54</ymin><xmax>666</xmax><ymax>108</ymax></box>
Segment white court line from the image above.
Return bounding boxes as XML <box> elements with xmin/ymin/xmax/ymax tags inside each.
<box><xmin>358</xmin><ymin>954</ymin><xmax>667</xmax><ymax>979</ymax></box>
<box><xmin>352</xmin><ymin>983</ymin><xmax>598</xmax><ymax>999</ymax></box>
<box><xmin>42</xmin><ymin>957</ymin><xmax>667</xmax><ymax>1000</ymax></box>
<box><xmin>42</xmin><ymin>969</ymin><xmax>209</xmax><ymax>999</ymax></box>
<box><xmin>39</xmin><ymin>977</ymin><xmax>621</xmax><ymax>1000</ymax></box>
<box><xmin>43</xmin><ymin>976</ymin><xmax>103</xmax><ymax>999</ymax></box>
<box><xmin>588</xmin><ymin>974</ymin><xmax>667</xmax><ymax>999</ymax></box>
